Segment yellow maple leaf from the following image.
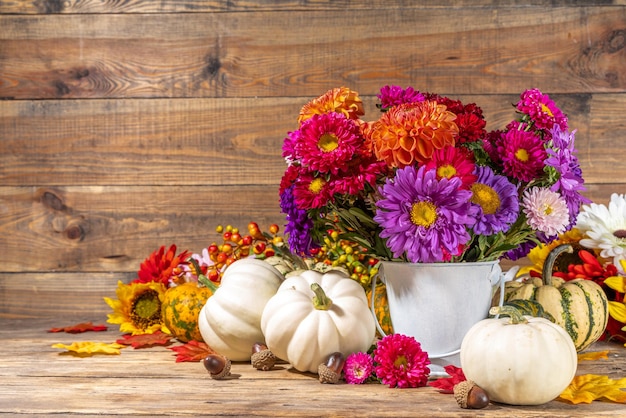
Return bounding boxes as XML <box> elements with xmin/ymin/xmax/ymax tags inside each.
<box><xmin>559</xmin><ymin>374</ymin><xmax>626</xmax><ymax>404</ymax></box>
<box><xmin>52</xmin><ymin>341</ymin><xmax>126</xmax><ymax>355</ymax></box>
<box><xmin>577</xmin><ymin>350</ymin><xmax>609</xmax><ymax>361</ymax></box>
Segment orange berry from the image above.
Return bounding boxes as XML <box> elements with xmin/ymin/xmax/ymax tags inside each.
<box><xmin>269</xmin><ymin>224</ymin><xmax>279</xmax><ymax>234</ymax></box>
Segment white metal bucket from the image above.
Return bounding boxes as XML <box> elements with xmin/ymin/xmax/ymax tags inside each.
<box><xmin>371</xmin><ymin>260</ymin><xmax>513</xmax><ymax>377</ymax></box>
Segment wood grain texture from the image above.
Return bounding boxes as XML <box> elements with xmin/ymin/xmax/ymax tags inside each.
<box><xmin>1</xmin><ymin>7</ymin><xmax>625</xmax><ymax>99</ymax></box>
<box><xmin>0</xmin><ymin>319</ymin><xmax>624</xmax><ymax>416</ymax></box>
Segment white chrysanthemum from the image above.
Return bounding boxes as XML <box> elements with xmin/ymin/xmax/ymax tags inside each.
<box><xmin>522</xmin><ymin>187</ymin><xmax>570</xmax><ymax>237</ymax></box>
<box><xmin>576</xmin><ymin>193</ymin><xmax>626</xmax><ymax>263</ymax></box>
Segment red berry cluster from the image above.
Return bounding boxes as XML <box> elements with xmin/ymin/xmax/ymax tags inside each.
<box><xmin>205</xmin><ymin>222</ymin><xmax>283</xmax><ymax>283</ymax></box>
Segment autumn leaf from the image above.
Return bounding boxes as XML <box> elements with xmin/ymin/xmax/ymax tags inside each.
<box><xmin>577</xmin><ymin>350</ymin><xmax>609</xmax><ymax>361</ymax></box>
<box><xmin>168</xmin><ymin>340</ymin><xmax>215</xmax><ymax>362</ymax></box>
<box><xmin>48</xmin><ymin>322</ymin><xmax>108</xmax><ymax>333</ymax></box>
<box><xmin>428</xmin><ymin>365</ymin><xmax>466</xmax><ymax>394</ymax></box>
<box><xmin>52</xmin><ymin>341</ymin><xmax>126</xmax><ymax>356</ymax></box>
<box><xmin>559</xmin><ymin>374</ymin><xmax>626</xmax><ymax>404</ymax></box>
<box><xmin>116</xmin><ymin>331</ymin><xmax>173</xmax><ymax>348</ymax></box>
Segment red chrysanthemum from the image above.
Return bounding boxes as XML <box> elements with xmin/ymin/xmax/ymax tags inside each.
<box><xmin>424</xmin><ymin>94</ymin><xmax>486</xmax><ymax>144</ymax></box>
<box><xmin>424</xmin><ymin>145</ymin><xmax>477</xmax><ymax>190</ymax></box>
<box><xmin>499</xmin><ymin>127</ymin><xmax>547</xmax><ymax>182</ymax></box>
<box><xmin>373</xmin><ymin>334</ymin><xmax>430</xmax><ymax>388</ymax></box>
<box><xmin>553</xmin><ymin>249</ymin><xmax>618</xmax><ymax>287</ymax></box>
<box><xmin>292</xmin><ymin>172</ymin><xmax>333</xmax><ymax>210</ymax></box>
<box><xmin>134</xmin><ymin>245</ymin><xmax>189</xmax><ymax>286</ymax></box>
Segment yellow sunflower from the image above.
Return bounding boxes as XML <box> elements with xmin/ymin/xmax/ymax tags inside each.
<box><xmin>517</xmin><ymin>228</ymin><xmax>585</xmax><ymax>277</ymax></box>
<box><xmin>104</xmin><ymin>280</ymin><xmax>168</xmax><ymax>335</ymax></box>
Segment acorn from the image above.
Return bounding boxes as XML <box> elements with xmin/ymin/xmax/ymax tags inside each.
<box><xmin>453</xmin><ymin>380</ymin><xmax>490</xmax><ymax>409</ymax></box>
<box><xmin>251</xmin><ymin>342</ymin><xmax>277</xmax><ymax>371</ymax></box>
<box><xmin>203</xmin><ymin>353</ymin><xmax>231</xmax><ymax>380</ymax></box>
<box><xmin>318</xmin><ymin>352</ymin><xmax>345</xmax><ymax>384</ymax></box>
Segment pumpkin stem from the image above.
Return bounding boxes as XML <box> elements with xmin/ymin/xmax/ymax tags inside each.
<box><xmin>489</xmin><ymin>305</ymin><xmax>528</xmax><ymax>324</ymax></box>
<box><xmin>542</xmin><ymin>244</ymin><xmax>574</xmax><ymax>286</ymax></box>
<box><xmin>188</xmin><ymin>258</ymin><xmax>219</xmax><ymax>292</ymax></box>
<box><xmin>311</xmin><ymin>283</ymin><xmax>333</xmax><ymax>310</ymax></box>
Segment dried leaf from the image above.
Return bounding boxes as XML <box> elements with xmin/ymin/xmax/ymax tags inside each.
<box><xmin>577</xmin><ymin>350</ymin><xmax>609</xmax><ymax>361</ymax></box>
<box><xmin>116</xmin><ymin>331</ymin><xmax>173</xmax><ymax>348</ymax></box>
<box><xmin>428</xmin><ymin>365</ymin><xmax>466</xmax><ymax>394</ymax></box>
<box><xmin>48</xmin><ymin>322</ymin><xmax>108</xmax><ymax>333</ymax></box>
<box><xmin>52</xmin><ymin>341</ymin><xmax>126</xmax><ymax>356</ymax></box>
<box><xmin>559</xmin><ymin>374</ymin><xmax>626</xmax><ymax>404</ymax></box>
<box><xmin>168</xmin><ymin>340</ymin><xmax>215</xmax><ymax>362</ymax></box>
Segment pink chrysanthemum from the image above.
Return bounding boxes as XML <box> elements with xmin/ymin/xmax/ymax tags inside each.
<box><xmin>373</xmin><ymin>334</ymin><xmax>430</xmax><ymax>388</ymax></box>
<box><xmin>294</xmin><ymin>112</ymin><xmax>364</xmax><ymax>175</ymax></box>
<box><xmin>330</xmin><ymin>159</ymin><xmax>388</xmax><ymax>196</ymax></box>
<box><xmin>292</xmin><ymin>172</ymin><xmax>333</xmax><ymax>210</ymax></box>
<box><xmin>522</xmin><ymin>187</ymin><xmax>570</xmax><ymax>237</ymax></box>
<box><xmin>516</xmin><ymin>88</ymin><xmax>568</xmax><ymax>132</ymax></box>
<box><xmin>377</xmin><ymin>85</ymin><xmax>425</xmax><ymax>110</ymax></box>
<box><xmin>500</xmin><ymin>127</ymin><xmax>547</xmax><ymax>182</ymax></box>
<box><xmin>344</xmin><ymin>352</ymin><xmax>375</xmax><ymax>384</ymax></box>
<box><xmin>424</xmin><ymin>145</ymin><xmax>477</xmax><ymax>190</ymax></box>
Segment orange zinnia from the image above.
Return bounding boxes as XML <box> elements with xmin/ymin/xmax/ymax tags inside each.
<box><xmin>368</xmin><ymin>101</ymin><xmax>458</xmax><ymax>168</ymax></box>
<box><xmin>298</xmin><ymin>87</ymin><xmax>364</xmax><ymax>124</ymax></box>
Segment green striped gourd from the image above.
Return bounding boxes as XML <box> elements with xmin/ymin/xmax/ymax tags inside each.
<box><xmin>503</xmin><ymin>244</ymin><xmax>609</xmax><ymax>352</ymax></box>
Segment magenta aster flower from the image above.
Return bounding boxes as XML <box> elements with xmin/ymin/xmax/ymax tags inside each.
<box><xmin>500</xmin><ymin>127</ymin><xmax>547</xmax><ymax>182</ymax></box>
<box><xmin>330</xmin><ymin>158</ymin><xmax>388</xmax><ymax>196</ymax></box>
<box><xmin>292</xmin><ymin>172</ymin><xmax>333</xmax><ymax>210</ymax></box>
<box><xmin>374</xmin><ymin>165</ymin><xmax>473</xmax><ymax>263</ymax></box>
<box><xmin>522</xmin><ymin>187</ymin><xmax>570</xmax><ymax>237</ymax></box>
<box><xmin>373</xmin><ymin>334</ymin><xmax>430</xmax><ymax>388</ymax></box>
<box><xmin>516</xmin><ymin>88</ymin><xmax>568</xmax><ymax>132</ymax></box>
<box><xmin>294</xmin><ymin>112</ymin><xmax>364</xmax><ymax>175</ymax></box>
<box><xmin>424</xmin><ymin>145</ymin><xmax>477</xmax><ymax>190</ymax></box>
<box><xmin>344</xmin><ymin>352</ymin><xmax>375</xmax><ymax>384</ymax></box>
<box><xmin>377</xmin><ymin>85</ymin><xmax>425</xmax><ymax>110</ymax></box>
<box><xmin>469</xmin><ymin>166</ymin><xmax>520</xmax><ymax>235</ymax></box>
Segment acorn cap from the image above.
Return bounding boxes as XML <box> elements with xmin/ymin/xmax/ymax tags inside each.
<box><xmin>318</xmin><ymin>363</ymin><xmax>341</xmax><ymax>384</ymax></box>
<box><xmin>454</xmin><ymin>380</ymin><xmax>475</xmax><ymax>408</ymax></box>
<box><xmin>251</xmin><ymin>349</ymin><xmax>277</xmax><ymax>371</ymax></box>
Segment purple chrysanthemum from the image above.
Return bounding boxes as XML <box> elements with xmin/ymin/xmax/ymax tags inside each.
<box><xmin>377</xmin><ymin>85</ymin><xmax>426</xmax><ymax>110</ymax></box>
<box><xmin>500</xmin><ymin>127</ymin><xmax>547</xmax><ymax>182</ymax></box>
<box><xmin>545</xmin><ymin>124</ymin><xmax>590</xmax><ymax>227</ymax></box>
<box><xmin>469</xmin><ymin>166</ymin><xmax>520</xmax><ymax>235</ymax></box>
<box><xmin>280</xmin><ymin>184</ymin><xmax>319</xmax><ymax>256</ymax></box>
<box><xmin>373</xmin><ymin>334</ymin><xmax>430</xmax><ymax>388</ymax></box>
<box><xmin>294</xmin><ymin>112</ymin><xmax>364</xmax><ymax>175</ymax></box>
<box><xmin>374</xmin><ymin>165</ymin><xmax>473</xmax><ymax>263</ymax></box>
<box><xmin>517</xmin><ymin>88</ymin><xmax>568</xmax><ymax>132</ymax></box>
<box><xmin>344</xmin><ymin>352</ymin><xmax>374</xmax><ymax>384</ymax></box>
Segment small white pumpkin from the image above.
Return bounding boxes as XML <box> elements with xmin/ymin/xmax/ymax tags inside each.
<box><xmin>198</xmin><ymin>258</ymin><xmax>284</xmax><ymax>361</ymax></box>
<box><xmin>261</xmin><ymin>269</ymin><xmax>376</xmax><ymax>373</ymax></box>
<box><xmin>461</xmin><ymin>305</ymin><xmax>577</xmax><ymax>406</ymax></box>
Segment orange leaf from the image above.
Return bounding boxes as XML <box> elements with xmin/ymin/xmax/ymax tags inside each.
<box><xmin>559</xmin><ymin>374</ymin><xmax>626</xmax><ymax>404</ymax></box>
<box><xmin>48</xmin><ymin>322</ymin><xmax>108</xmax><ymax>333</ymax></box>
<box><xmin>577</xmin><ymin>350</ymin><xmax>609</xmax><ymax>361</ymax></box>
<box><xmin>116</xmin><ymin>331</ymin><xmax>173</xmax><ymax>348</ymax></box>
<box><xmin>168</xmin><ymin>340</ymin><xmax>215</xmax><ymax>362</ymax></box>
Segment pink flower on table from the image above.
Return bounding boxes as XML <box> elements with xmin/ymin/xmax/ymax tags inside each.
<box><xmin>373</xmin><ymin>334</ymin><xmax>430</xmax><ymax>388</ymax></box>
<box><xmin>343</xmin><ymin>352</ymin><xmax>374</xmax><ymax>384</ymax></box>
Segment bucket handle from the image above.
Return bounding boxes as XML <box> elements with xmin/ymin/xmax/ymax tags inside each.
<box><xmin>370</xmin><ymin>263</ymin><xmax>519</xmax><ymax>358</ymax></box>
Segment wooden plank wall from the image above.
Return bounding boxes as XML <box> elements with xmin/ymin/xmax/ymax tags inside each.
<box><xmin>1</xmin><ymin>1</ymin><xmax>625</xmax><ymax>319</ymax></box>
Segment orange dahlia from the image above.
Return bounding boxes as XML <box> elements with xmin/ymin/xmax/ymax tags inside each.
<box><xmin>298</xmin><ymin>87</ymin><xmax>364</xmax><ymax>124</ymax></box>
<box><xmin>368</xmin><ymin>101</ymin><xmax>458</xmax><ymax>168</ymax></box>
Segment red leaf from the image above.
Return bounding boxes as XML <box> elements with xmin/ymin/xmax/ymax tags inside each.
<box><xmin>48</xmin><ymin>322</ymin><xmax>108</xmax><ymax>334</ymax></box>
<box><xmin>428</xmin><ymin>365</ymin><xmax>467</xmax><ymax>394</ymax></box>
<box><xmin>116</xmin><ymin>331</ymin><xmax>173</xmax><ymax>348</ymax></box>
<box><xmin>168</xmin><ymin>340</ymin><xmax>215</xmax><ymax>362</ymax></box>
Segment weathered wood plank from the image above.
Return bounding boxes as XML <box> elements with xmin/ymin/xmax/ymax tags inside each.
<box><xmin>1</xmin><ymin>94</ymin><xmax>624</xmax><ymax>186</ymax></box>
<box><xmin>0</xmin><ymin>185</ymin><xmax>286</xmax><ymax>273</ymax></box>
<box><xmin>2</xmin><ymin>0</ymin><xmax>626</xmax><ymax>14</ymax></box>
<box><xmin>0</xmin><ymin>319</ymin><xmax>624</xmax><ymax>416</ymax></box>
<box><xmin>1</xmin><ymin>7</ymin><xmax>625</xmax><ymax>99</ymax></box>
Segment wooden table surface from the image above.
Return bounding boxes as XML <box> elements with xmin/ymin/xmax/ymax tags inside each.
<box><xmin>1</xmin><ymin>317</ymin><xmax>625</xmax><ymax>417</ymax></box>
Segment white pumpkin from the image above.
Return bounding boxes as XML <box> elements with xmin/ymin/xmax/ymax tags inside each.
<box><xmin>460</xmin><ymin>306</ymin><xmax>577</xmax><ymax>406</ymax></box>
<box><xmin>198</xmin><ymin>258</ymin><xmax>284</xmax><ymax>361</ymax></box>
<box><xmin>261</xmin><ymin>269</ymin><xmax>376</xmax><ymax>373</ymax></box>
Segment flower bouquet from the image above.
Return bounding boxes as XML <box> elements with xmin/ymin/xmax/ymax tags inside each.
<box><xmin>279</xmin><ymin>86</ymin><xmax>588</xmax><ymax>266</ymax></box>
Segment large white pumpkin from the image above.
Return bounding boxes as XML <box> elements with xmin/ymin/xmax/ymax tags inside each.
<box><xmin>261</xmin><ymin>269</ymin><xmax>376</xmax><ymax>373</ymax></box>
<box><xmin>198</xmin><ymin>258</ymin><xmax>284</xmax><ymax>361</ymax></box>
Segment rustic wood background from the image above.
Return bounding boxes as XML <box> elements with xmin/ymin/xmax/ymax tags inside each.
<box><xmin>1</xmin><ymin>1</ymin><xmax>625</xmax><ymax>319</ymax></box>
